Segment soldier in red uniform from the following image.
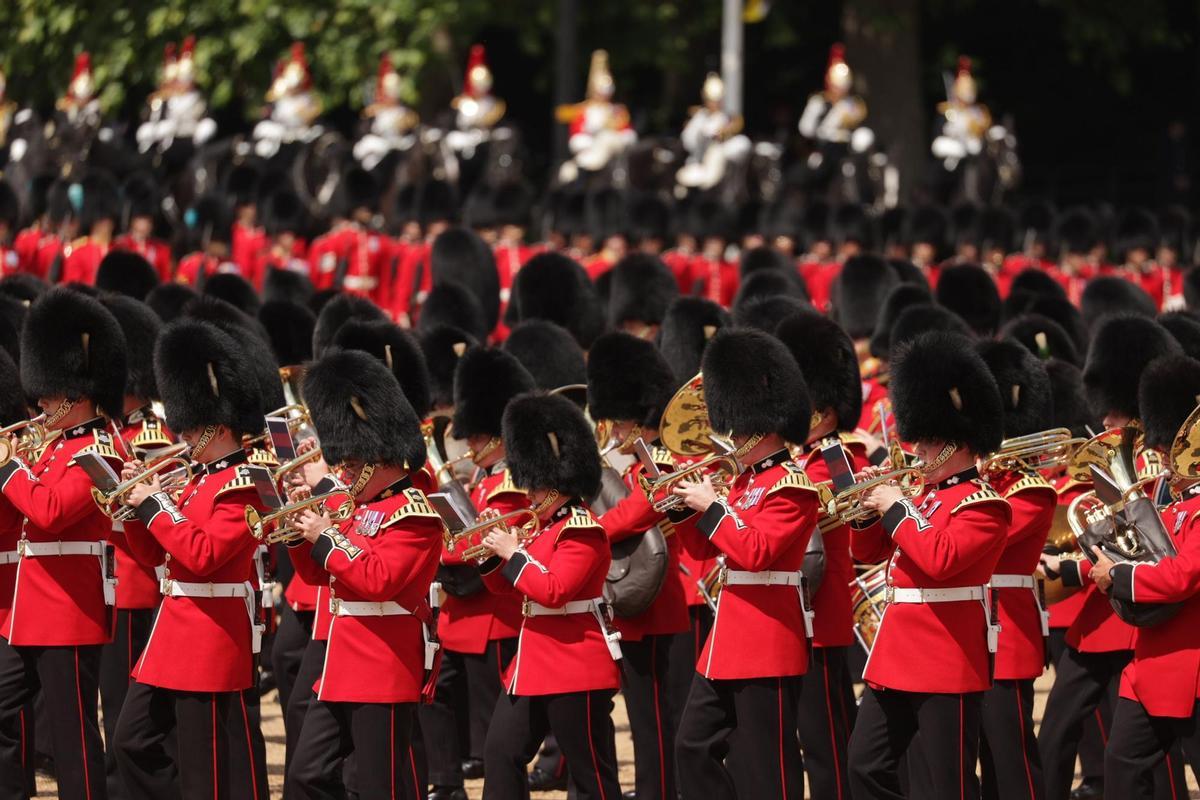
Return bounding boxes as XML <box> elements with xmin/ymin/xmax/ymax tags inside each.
<box><xmin>390</xmin><ymin>181</ymin><xmax>456</xmax><ymax>324</ymax></box>
<box><xmin>605</xmin><ymin>254</ymin><xmax>678</xmax><ymax>340</ymax></box>
<box><xmin>113</xmin><ymin>174</ymin><xmax>173</xmax><ymax>283</ymax></box>
<box><xmin>307</xmin><ymin>168</ymin><xmax>392</xmax><ymax>303</ymax></box>
<box><xmin>848</xmin><ymin>331</ymin><xmax>1009</xmax><ymax>800</ymax></box>
<box><xmin>671</xmin><ymin>328</ymin><xmax>820</xmax><ymax>800</ymax></box>
<box><xmin>286</xmin><ymin>349</ymin><xmax>443</xmax><ymax>800</ymax></box>
<box><xmin>477</xmin><ymin>391</ymin><xmax>623</xmax><ymax>800</ymax></box>
<box><xmin>111</xmin><ymin>318</ymin><xmax>267</xmax><ymax>800</ymax></box>
<box><xmin>31</xmin><ymin>180</ymin><xmax>77</xmax><ymax>282</ymax></box>
<box><xmin>775</xmin><ymin>310</ymin><xmax>871</xmax><ymax>800</ymax></box>
<box><xmin>61</xmin><ymin>171</ymin><xmax>120</xmax><ymax>286</ymax></box>
<box><xmin>1090</xmin><ymin>354</ymin><xmax>1200</xmax><ymax>797</ymax></box>
<box><xmin>175</xmin><ymin>194</ymin><xmax>241</xmax><ymax>288</ymax></box>
<box><xmin>976</xmin><ymin>340</ymin><xmax>1058</xmax><ymax>799</ymax></box>
<box><xmin>420</xmin><ymin>347</ymin><xmax>533</xmax><ymax>799</ymax></box>
<box><xmin>251</xmin><ymin>188</ymin><xmax>308</xmax><ymax>292</ymax></box>
<box><xmin>226</xmin><ymin>163</ymin><xmax>267</xmax><ymax>279</ymax></box>
<box><xmin>588</xmin><ymin>332</ymin><xmax>690</xmax><ymax>800</ymax></box>
<box><xmin>0</xmin><ymin>288</ymin><xmax>128</xmax><ymax>800</ymax></box>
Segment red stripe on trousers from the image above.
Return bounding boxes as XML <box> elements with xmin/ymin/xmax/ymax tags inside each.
<box><xmin>586</xmin><ymin>692</ymin><xmax>609</xmax><ymax>800</ymax></box>
<box><xmin>74</xmin><ymin>647</ymin><xmax>93</xmax><ymax>800</ymax></box>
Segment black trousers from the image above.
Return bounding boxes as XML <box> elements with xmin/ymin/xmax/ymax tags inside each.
<box><xmin>288</xmin><ymin>699</ymin><xmax>419</xmax><ymax>800</ymax></box>
<box><xmin>797</xmin><ymin>646</ymin><xmax>856</xmax><ymax>800</ymax></box>
<box><xmin>676</xmin><ymin>673</ymin><xmax>804</xmax><ymax>800</ymax></box>
<box><xmin>224</xmin><ymin>685</ymin><xmax>269</xmax><ymax>800</ymax></box>
<box><xmin>621</xmin><ymin>634</ymin><xmax>677</xmax><ymax>800</ymax></box>
<box><xmin>980</xmin><ymin>678</ymin><xmax>1044</xmax><ymax>800</ymax></box>
<box><xmin>848</xmin><ymin>686</ymin><xmax>982</xmax><ymax>800</ymax></box>
<box><xmin>419</xmin><ymin>638</ymin><xmax>516</xmax><ymax>788</ymax></box>
<box><xmin>1047</xmin><ymin>628</ymin><xmax>1106</xmax><ymax>784</ymax></box>
<box><xmin>484</xmin><ymin>690</ymin><xmax>622</xmax><ymax>800</ymax></box>
<box><xmin>1106</xmin><ymin>698</ymin><xmax>1200</xmax><ymax>799</ymax></box>
<box><xmin>113</xmin><ymin>681</ymin><xmax>240</xmax><ymax>800</ymax></box>
<box><xmin>100</xmin><ymin>608</ymin><xmax>154</xmax><ymax>800</ymax></box>
<box><xmin>0</xmin><ymin>640</ymin><xmax>107</xmax><ymax>800</ymax></box>
<box><xmin>283</xmin><ymin>638</ymin><xmax>326</xmax><ymax>798</ymax></box>
<box><xmin>271</xmin><ymin>606</ymin><xmax>314</xmax><ymax>720</ymax></box>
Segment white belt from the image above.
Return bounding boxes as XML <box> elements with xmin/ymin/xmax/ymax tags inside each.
<box><xmin>331</xmin><ymin>599</ymin><xmax>412</xmax><ymax>617</ymax></box>
<box><xmin>887</xmin><ymin>586</ymin><xmax>985</xmax><ymax>604</ymax></box>
<box><xmin>723</xmin><ymin>569</ymin><xmax>803</xmax><ymax>587</ymax></box>
<box><xmin>0</xmin><ymin>550</ymin><xmax>17</xmax><ymax>565</ymax></box>
<box><xmin>523</xmin><ymin>599</ymin><xmax>598</xmax><ymax>617</ymax></box>
<box><xmin>990</xmin><ymin>574</ymin><xmax>1035</xmax><ymax>589</ymax></box>
<box><xmin>18</xmin><ymin>540</ymin><xmax>105</xmax><ymax>558</ymax></box>
<box><xmin>343</xmin><ymin>275</ymin><xmax>378</xmax><ymax>291</ymax></box>
<box><xmin>161</xmin><ymin>580</ymin><xmax>254</xmax><ymax>599</ymax></box>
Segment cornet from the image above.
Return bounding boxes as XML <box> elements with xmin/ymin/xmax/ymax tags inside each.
<box><xmin>244</xmin><ymin>492</ymin><xmax>356</xmax><ymax>545</ymax></box>
<box><xmin>640</xmin><ymin>454</ymin><xmax>741</xmax><ymax>513</ymax></box>
<box><xmin>832</xmin><ymin>468</ymin><xmax>925</xmax><ymax>524</ymax></box>
<box><xmin>980</xmin><ymin>428</ymin><xmax>1087</xmax><ymax>476</ymax></box>
<box><xmin>0</xmin><ymin>415</ymin><xmax>50</xmax><ymax>466</ymax></box>
<box><xmin>272</xmin><ymin>446</ymin><xmax>325</xmax><ymax>482</ymax></box>
<box><xmin>445</xmin><ymin>508</ymin><xmax>540</xmax><ymax>561</ymax></box>
<box><xmin>91</xmin><ymin>443</ymin><xmax>194</xmax><ymax>522</ymax></box>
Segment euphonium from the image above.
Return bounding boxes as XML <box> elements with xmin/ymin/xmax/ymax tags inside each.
<box><xmin>446</xmin><ymin>508</ymin><xmax>540</xmax><ymax>561</ymax></box>
<box><xmin>980</xmin><ymin>428</ymin><xmax>1087</xmax><ymax>476</ymax></box>
<box><xmin>91</xmin><ymin>443</ymin><xmax>194</xmax><ymax>522</ymax></box>
<box><xmin>640</xmin><ymin>454</ymin><xmax>741</xmax><ymax>513</ymax></box>
<box><xmin>244</xmin><ymin>492</ymin><xmax>356</xmax><ymax>545</ymax></box>
<box><xmin>832</xmin><ymin>468</ymin><xmax>925</xmax><ymax>524</ymax></box>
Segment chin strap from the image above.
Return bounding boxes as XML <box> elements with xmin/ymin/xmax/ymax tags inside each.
<box><xmin>616</xmin><ymin>424</ymin><xmax>645</xmax><ymax>455</ymax></box>
<box><xmin>731</xmin><ymin>432</ymin><xmax>765</xmax><ymax>460</ymax></box>
<box><xmin>44</xmin><ymin>398</ymin><xmax>76</xmax><ymax>429</ymax></box>
<box><xmin>189</xmin><ymin>425</ymin><xmax>218</xmax><ymax>462</ymax></box>
<box><xmin>350</xmin><ymin>463</ymin><xmax>377</xmax><ymax>497</ymax></box>
<box><xmin>531</xmin><ymin>489</ymin><xmax>561</xmax><ymax>518</ymax></box>
<box><xmin>470</xmin><ymin>436</ymin><xmax>502</xmax><ymax>466</ymax></box>
<box><xmin>919</xmin><ymin>442</ymin><xmax>958</xmax><ymax>476</ymax></box>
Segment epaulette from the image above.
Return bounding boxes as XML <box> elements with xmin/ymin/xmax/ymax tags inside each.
<box><xmin>247</xmin><ymin>448</ymin><xmax>279</xmax><ymax>469</ymax></box>
<box><xmin>1004</xmin><ymin>471</ymin><xmax>1055</xmax><ymax>498</ymax></box>
<box><xmin>651</xmin><ymin>446</ymin><xmax>676</xmax><ymax>472</ymax></box>
<box><xmin>131</xmin><ymin>419</ymin><xmax>173</xmax><ymax>452</ymax></box>
<box><xmin>214</xmin><ymin>465</ymin><xmax>258</xmax><ymax>499</ymax></box>
<box><xmin>952</xmin><ymin>482</ymin><xmax>1008</xmax><ymax>514</ymax></box>
<box><xmin>70</xmin><ymin>430</ymin><xmax>120</xmax><ymax>464</ymax></box>
<box><xmin>486</xmin><ymin>469</ymin><xmax>526</xmax><ymax>502</ymax></box>
<box><xmin>765</xmin><ymin>461</ymin><xmax>819</xmax><ymax>496</ymax></box>
<box><xmin>838</xmin><ymin>431</ymin><xmax>866</xmax><ymax>449</ymax></box>
<box><xmin>382</xmin><ymin>488</ymin><xmax>442</xmax><ymax>528</ymax></box>
<box><xmin>559</xmin><ymin>506</ymin><xmax>604</xmax><ymax>536</ymax></box>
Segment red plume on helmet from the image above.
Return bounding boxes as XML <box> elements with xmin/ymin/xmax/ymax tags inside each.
<box><xmin>72</xmin><ymin>52</ymin><xmax>91</xmax><ymax>82</ymax></box>
<box><xmin>465</xmin><ymin>44</ymin><xmax>492</xmax><ymax>97</ymax></box>
<box><xmin>825</xmin><ymin>43</ymin><xmax>852</xmax><ymax>93</ymax></box>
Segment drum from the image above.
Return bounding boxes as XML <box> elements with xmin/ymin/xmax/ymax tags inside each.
<box><xmin>849</xmin><ymin>563</ymin><xmax>888</xmax><ymax>655</ymax></box>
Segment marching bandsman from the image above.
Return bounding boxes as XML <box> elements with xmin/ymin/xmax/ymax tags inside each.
<box><xmin>588</xmin><ymin>331</ymin><xmax>690</xmax><ymax>800</ymax></box>
<box><xmin>0</xmin><ymin>287</ymin><xmax>127</xmax><ymax>800</ymax></box>
<box><xmin>976</xmin><ymin>339</ymin><xmax>1057</xmax><ymax>799</ymax></box>
<box><xmin>848</xmin><ymin>331</ymin><xmax>1009</xmax><ymax>800</ymax></box>
<box><xmin>1089</xmin><ymin>354</ymin><xmax>1200</xmax><ymax>797</ymax></box>
<box><xmin>286</xmin><ymin>349</ymin><xmax>443</xmax><ymax>800</ymax></box>
<box><xmin>61</xmin><ymin>172</ymin><xmax>119</xmax><ymax>286</ymax></box>
<box><xmin>111</xmin><ymin>318</ymin><xmax>267</xmax><ymax>800</ymax></box>
<box><xmin>477</xmin><ymin>391</ymin><xmax>623</xmax><ymax>800</ymax></box>
<box><xmin>671</xmin><ymin>328</ymin><xmax>821</xmax><ymax>800</ymax></box>
<box><xmin>420</xmin><ymin>346</ymin><xmax>534</xmax><ymax>799</ymax></box>
<box><xmin>775</xmin><ymin>310</ymin><xmax>871</xmax><ymax>800</ymax></box>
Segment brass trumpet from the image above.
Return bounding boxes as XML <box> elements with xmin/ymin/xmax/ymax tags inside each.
<box><xmin>980</xmin><ymin>428</ymin><xmax>1088</xmax><ymax>476</ymax></box>
<box><xmin>244</xmin><ymin>492</ymin><xmax>356</xmax><ymax>545</ymax></box>
<box><xmin>640</xmin><ymin>454</ymin><xmax>741</xmax><ymax>513</ymax></box>
<box><xmin>446</xmin><ymin>508</ymin><xmax>540</xmax><ymax>561</ymax></box>
<box><xmin>0</xmin><ymin>415</ymin><xmax>50</xmax><ymax>466</ymax></box>
<box><xmin>91</xmin><ymin>443</ymin><xmax>194</xmax><ymax>522</ymax></box>
<box><xmin>272</xmin><ymin>446</ymin><xmax>325</xmax><ymax>482</ymax></box>
<box><xmin>833</xmin><ymin>468</ymin><xmax>925</xmax><ymax>524</ymax></box>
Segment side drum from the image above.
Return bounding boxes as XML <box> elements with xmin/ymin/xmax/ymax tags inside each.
<box><xmin>850</xmin><ymin>563</ymin><xmax>888</xmax><ymax>655</ymax></box>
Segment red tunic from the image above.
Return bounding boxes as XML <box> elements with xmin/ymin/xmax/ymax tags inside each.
<box><xmin>799</xmin><ymin>260</ymin><xmax>841</xmax><ymax>313</ymax></box>
<box><xmin>437</xmin><ymin>467</ymin><xmax>526</xmax><ymax>654</ymax></box>
<box><xmin>689</xmin><ymin>256</ymin><xmax>739</xmax><ymax>308</ymax></box>
<box><xmin>686</xmin><ymin>456</ymin><xmax>820</xmax><ymax>680</ymax></box>
<box><xmin>125</xmin><ymin>456</ymin><xmax>266</xmax><ymax>692</ymax></box>
<box><xmin>61</xmin><ymin>238</ymin><xmax>110</xmax><ymax>285</ymax></box>
<box><xmin>232</xmin><ymin>222</ymin><xmax>267</xmax><ymax>278</ymax></box>
<box><xmin>597</xmin><ymin>456</ymin><xmax>691</xmax><ymax>642</ymax></box>
<box><xmin>34</xmin><ymin>236</ymin><xmax>64</xmax><ymax>282</ymax></box>
<box><xmin>0</xmin><ymin>420</ymin><xmax>120</xmax><ymax>645</ymax></box>
<box><xmin>308</xmin><ymin>225</ymin><xmax>394</xmax><ymax>305</ymax></box>
<box><xmin>661</xmin><ymin>249</ymin><xmax>696</xmax><ymax>294</ymax></box>
<box><xmin>391</xmin><ymin>240</ymin><xmax>433</xmax><ymax>323</ymax></box>
<box><xmin>252</xmin><ymin>248</ymin><xmax>310</xmax><ymax>292</ymax></box>
<box><xmin>1061</xmin><ymin>559</ymin><xmax>1136</xmax><ymax>653</ymax></box>
<box><xmin>1112</xmin><ymin>493</ymin><xmax>1200</xmax><ymax>717</ymax></box>
<box><xmin>481</xmin><ymin>503</ymin><xmax>621</xmax><ymax>696</ymax></box>
<box><xmin>0</xmin><ymin>495</ymin><xmax>23</xmax><ymax>630</ymax></box>
<box><xmin>13</xmin><ymin>226</ymin><xmax>43</xmax><ymax>274</ymax></box>
<box><xmin>988</xmin><ymin>469</ymin><xmax>1056</xmax><ymax>680</ymax></box>
<box><xmin>1047</xmin><ymin>478</ymin><xmax>1089</xmax><ymax>629</ymax></box>
<box><xmin>851</xmin><ymin>469</ymin><xmax>1009</xmax><ymax>694</ymax></box>
<box><xmin>110</xmin><ymin>412</ymin><xmax>175</xmax><ymax>610</ymax></box>
<box><xmin>293</xmin><ymin>482</ymin><xmax>443</xmax><ymax>703</ymax></box>
<box><xmin>0</xmin><ymin>245</ymin><xmax>19</xmax><ymax>278</ymax></box>
<box><xmin>113</xmin><ymin>234</ymin><xmax>174</xmax><ymax>282</ymax></box>
<box><xmin>174</xmin><ymin>252</ymin><xmax>246</xmax><ymax>287</ymax></box>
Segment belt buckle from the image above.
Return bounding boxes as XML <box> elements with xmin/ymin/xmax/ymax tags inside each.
<box><xmin>885</xmin><ymin>583</ymin><xmax>895</xmax><ymax>604</ymax></box>
<box><xmin>330</xmin><ymin>596</ymin><xmax>342</xmax><ymax>616</ymax></box>
<box><xmin>159</xmin><ymin>577</ymin><xmax>173</xmax><ymax>595</ymax></box>
<box><xmin>521</xmin><ymin>598</ymin><xmax>532</xmax><ymax>618</ymax></box>
<box><xmin>16</xmin><ymin>539</ymin><xmax>27</xmax><ymax>558</ymax></box>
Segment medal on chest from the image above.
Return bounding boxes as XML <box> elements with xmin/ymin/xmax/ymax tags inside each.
<box><xmin>356</xmin><ymin>508</ymin><xmax>385</xmax><ymax>538</ymax></box>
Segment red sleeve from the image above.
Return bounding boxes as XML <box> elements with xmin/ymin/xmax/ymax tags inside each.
<box><xmin>696</xmin><ymin>487</ymin><xmax>818</xmax><ymax>570</ymax></box>
<box><xmin>886</xmin><ymin>499</ymin><xmax>1009</xmax><ymax>581</ymax></box>
<box><xmin>0</xmin><ymin>456</ymin><xmax>112</xmax><ymax>533</ymax></box>
<box><xmin>599</xmin><ymin>488</ymin><xmax>662</xmax><ymax>544</ymax></box>
<box><xmin>311</xmin><ymin>516</ymin><xmax>441</xmax><ymax>602</ymax></box>
<box><xmin>286</xmin><ymin>539</ymin><xmax>330</xmax><ymax>587</ymax></box>
<box><xmin>1004</xmin><ymin>487</ymin><xmax>1056</xmax><ymax>547</ymax></box>
<box><xmin>136</xmin><ymin>489</ymin><xmax>259</xmax><ymax>577</ymax></box>
<box><xmin>1111</xmin><ymin>515</ymin><xmax>1200</xmax><ymax>604</ymax></box>
<box><xmin>850</xmin><ymin>517</ymin><xmax>896</xmax><ymax>564</ymax></box>
<box><xmin>499</xmin><ymin>527</ymin><xmax>607</xmax><ymax>607</ymax></box>
<box><xmin>118</xmin><ymin>519</ymin><xmax>167</xmax><ymax>567</ymax></box>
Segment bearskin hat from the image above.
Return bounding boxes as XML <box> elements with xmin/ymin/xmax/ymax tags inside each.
<box><xmin>733</xmin><ymin>294</ymin><xmax>810</xmax><ymax>334</ymax></box>
<box><xmin>586</xmin><ymin>332</ymin><xmax>676</xmax><ymax>429</ymax></box>
<box><xmin>775</xmin><ymin>311</ymin><xmax>862</xmax><ymax>432</ymax></box>
<box><xmin>463</xmin><ymin>185</ymin><xmax>497</xmax><ymax>231</ymax></box>
<box><xmin>304</xmin><ymin>349</ymin><xmax>426</xmax><ymax>470</ymax></box>
<box><xmin>1080</xmin><ymin>277</ymin><xmax>1156</xmax><ymax>331</ymax></box>
<box><xmin>702</xmin><ymin>328</ymin><xmax>812</xmax><ymax>443</ymax></box>
<box><xmin>145</xmin><ymin>282</ymin><xmax>198</xmax><ymax>323</ymax></box>
<box><xmin>491</xmin><ymin>180</ymin><xmax>535</xmax><ymax>230</ymax></box>
<box><xmin>100</xmin><ymin>295</ymin><xmax>161</xmax><ymax>402</ymax></box>
<box><xmin>1045</xmin><ymin>359</ymin><xmax>1093</xmax><ymax>437</ymax></box>
<box><xmin>999</xmin><ymin>314</ymin><xmax>1080</xmax><ymax>366</ymax></box>
<box><xmin>452</xmin><ymin>347</ymin><xmax>536</xmax><ymax>440</ymax></box>
<box><xmin>258</xmin><ymin>300</ymin><xmax>315</xmax><ymax>368</ymax></box>
<box><xmin>977</xmin><ymin>338</ymin><xmax>1053</xmax><ymax>439</ymax></box>
<box><xmin>507</xmin><ymin>252</ymin><xmax>604</xmax><ymax>348</ymax></box>
<box><xmin>0</xmin><ymin>274</ymin><xmax>48</xmax><ymax>305</ymax></box>
<box><xmin>890</xmin><ymin>332</ymin><xmax>1003</xmax><ymax>454</ymax></box>
<box><xmin>312</xmin><ymin>293</ymin><xmax>387</xmax><ymax>358</ymax></box>
<box><xmin>431</xmin><ymin>227</ymin><xmax>500</xmax><ymax>332</ymax></box>
<box><xmin>502</xmin><ymin>391</ymin><xmax>602</xmax><ymax>499</ymax></box>
<box><xmin>223</xmin><ymin>161</ymin><xmax>263</xmax><ymax>208</ymax></box>
<box><xmin>184</xmin><ymin>296</ymin><xmax>283</xmax><ymax>411</ymax></box>
<box><xmin>1160</xmin><ymin>205</ymin><xmax>1192</xmax><ymax>257</ymax></box>
<box><xmin>263</xmin><ymin>268</ymin><xmax>313</xmax><ymax>306</ymax></box>
<box><xmin>907</xmin><ymin>205</ymin><xmax>949</xmax><ymax>251</ymax></box>
<box><xmin>203</xmin><ymin>272</ymin><xmax>261</xmax><ymax>316</ymax></box>
<box><xmin>0</xmin><ymin>348</ymin><xmax>26</xmax><ymax>427</ymax></box>
<box><xmin>420</xmin><ymin>325</ymin><xmax>478</xmax><ymax>410</ymax></box>
<box><xmin>78</xmin><ymin>170</ymin><xmax>120</xmax><ymax>232</ymax></box>
<box><xmin>95</xmin><ymin>251</ymin><xmax>159</xmax><ymax>301</ymax></box>
<box><xmin>415</xmin><ymin>180</ymin><xmax>458</xmax><ymax>226</ymax></box>
<box><xmin>607</xmin><ymin>254</ymin><xmax>678</xmax><ymax>330</ymax></box>
<box><xmin>337</xmin><ymin>167</ymin><xmax>379</xmax><ymax>216</ymax></box>
<box><xmin>1185</xmin><ymin>267</ymin><xmax>1200</xmax><ymax>311</ymax></box>
<box><xmin>760</xmin><ymin>199</ymin><xmax>804</xmax><ymax>243</ymax></box>
<box><xmin>121</xmin><ymin>172</ymin><xmax>160</xmax><ymax>223</ymax></box>
<box><xmin>1055</xmin><ymin>208</ymin><xmax>1098</xmax><ymax>255</ymax></box>
<box><xmin>0</xmin><ymin>182</ymin><xmax>17</xmax><ymax>232</ymax></box>
<box><xmin>657</xmin><ymin>298</ymin><xmax>730</xmax><ymax>386</ymax></box>
<box><xmin>1138</xmin><ymin>355</ymin><xmax>1200</xmax><ymax>450</ymax></box>
<box><xmin>184</xmin><ymin>193</ymin><xmax>234</xmax><ymax>249</ymax></box>
<box><xmin>1159</xmin><ymin>312</ymin><xmax>1200</xmax><ymax>361</ymax></box>
<box><xmin>502</xmin><ymin>320</ymin><xmax>587</xmax><ymax>396</ymax></box>
<box><xmin>154</xmin><ymin>320</ymin><xmax>263</xmax><ymax>436</ymax></box>
<box><xmin>21</xmin><ymin>288</ymin><xmax>126</xmax><ymax>418</ymax></box>
<box><xmin>1084</xmin><ymin>315</ymin><xmax>1182</xmax><ymax>421</ymax></box>
<box><xmin>418</xmin><ymin>280</ymin><xmax>489</xmax><ymax>342</ymax></box>
<box><xmin>868</xmin><ymin>283</ymin><xmax>934</xmax><ymax>360</ymax></box>
<box><xmin>740</xmin><ymin>246</ymin><xmax>792</xmax><ymax>277</ymax></box>
<box><xmin>889</xmin><ymin>304</ymin><xmax>972</xmax><ymax>354</ymax></box>
<box><xmin>950</xmin><ymin>203</ymin><xmax>981</xmax><ymax>250</ymax></box>
<box><xmin>1018</xmin><ymin>199</ymin><xmax>1056</xmax><ymax>250</ymax></box>
<box><xmin>263</xmin><ymin>189</ymin><xmax>305</xmax><ymax>238</ymax></box>
<box><xmin>732</xmin><ymin>270</ymin><xmax>809</xmax><ymax>309</ymax></box>
<box><xmin>1004</xmin><ymin>268</ymin><xmax>1067</xmax><ymax>321</ymax></box>
<box><xmin>1027</xmin><ymin>296</ymin><xmax>1088</xmax><ymax>353</ymax></box>
<box><xmin>0</xmin><ymin>294</ymin><xmax>26</xmax><ymax>365</ymax></box>
<box><xmin>333</xmin><ymin>318</ymin><xmax>432</xmax><ymax>420</ymax></box>
<box><xmin>1115</xmin><ymin>208</ymin><xmax>1159</xmax><ymax>261</ymax></box>
<box><xmin>887</xmin><ymin>259</ymin><xmax>930</xmax><ymax>290</ymax></box>
<box><xmin>979</xmin><ymin>206</ymin><xmax>1017</xmax><ymax>254</ymax></box>
<box><xmin>833</xmin><ymin>203</ymin><xmax>872</xmax><ymax>248</ymax></box>
<box><xmin>830</xmin><ymin>254</ymin><xmax>899</xmax><ymax>340</ymax></box>
<box><xmin>627</xmin><ymin>194</ymin><xmax>670</xmax><ymax>245</ymax></box>
<box><xmin>936</xmin><ymin>263</ymin><xmax>1002</xmax><ymax>336</ymax></box>
<box><xmin>690</xmin><ymin>197</ymin><xmax>733</xmax><ymax>243</ymax></box>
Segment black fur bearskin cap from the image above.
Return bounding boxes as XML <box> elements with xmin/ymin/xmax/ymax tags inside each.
<box><xmin>95</xmin><ymin>251</ymin><xmax>159</xmax><ymax>301</ymax></box>
<box><xmin>977</xmin><ymin>338</ymin><xmax>1053</xmax><ymax>440</ymax></box>
<box><xmin>1080</xmin><ymin>276</ymin><xmax>1157</xmax><ymax>332</ymax></box>
<box><xmin>1158</xmin><ymin>312</ymin><xmax>1200</xmax><ymax>362</ymax></box>
<box><xmin>333</xmin><ymin>318</ymin><xmax>432</xmax><ymax>420</ymax></box>
<box><xmin>868</xmin><ymin>283</ymin><xmax>934</xmax><ymax>360</ymax></box>
<box><xmin>607</xmin><ymin>253</ymin><xmax>679</xmax><ymax>330</ymax></box>
<box><xmin>145</xmin><ymin>282</ymin><xmax>198</xmax><ymax>323</ymax></box>
<box><xmin>312</xmin><ymin>293</ymin><xmax>388</xmax><ymax>358</ymax></box>
<box><xmin>506</xmin><ymin>252</ymin><xmax>604</xmax><ymax>348</ymax></box>
<box><xmin>1138</xmin><ymin>355</ymin><xmax>1200</xmax><ymax>451</ymax></box>
<box><xmin>775</xmin><ymin>310</ymin><xmax>862</xmax><ymax>432</ymax></box>
<box><xmin>888</xmin><ymin>304</ymin><xmax>973</xmax><ymax>354</ymax></box>
<box><xmin>417</xmin><ymin>280</ymin><xmax>489</xmax><ymax>342</ymax></box>
<box><xmin>502</xmin><ymin>320</ymin><xmax>588</xmax><ymax>398</ymax></box>
<box><xmin>586</xmin><ymin>331</ymin><xmax>676</xmax><ymax>430</ymax></box>
<box><xmin>935</xmin><ymin>263</ymin><xmax>1002</xmax><ymax>337</ymax></box>
<box><xmin>154</xmin><ymin>319</ymin><xmax>264</xmax><ymax>437</ymax></box>
<box><xmin>502</xmin><ymin>391</ymin><xmax>602</xmax><ymax>499</ymax></box>
<box><xmin>258</xmin><ymin>300</ymin><xmax>315</xmax><ymax>368</ymax></box>
<box><xmin>999</xmin><ymin>314</ymin><xmax>1080</xmax><ymax>366</ymax></box>
<box><xmin>830</xmin><ymin>254</ymin><xmax>899</xmax><ymax>340</ymax></box>
<box><xmin>203</xmin><ymin>272</ymin><xmax>262</xmax><ymax>317</ymax></box>
<box><xmin>702</xmin><ymin>328</ymin><xmax>812</xmax><ymax>444</ymax></box>
<box><xmin>100</xmin><ymin>294</ymin><xmax>162</xmax><ymax>402</ymax></box>
<box><xmin>431</xmin><ymin>227</ymin><xmax>500</xmax><ymax>332</ymax></box>
<box><xmin>1045</xmin><ymin>359</ymin><xmax>1095</xmax><ymax>438</ymax></box>
<box><xmin>0</xmin><ymin>348</ymin><xmax>26</xmax><ymax>427</ymax></box>
<box><xmin>452</xmin><ymin>347</ymin><xmax>536</xmax><ymax>440</ymax></box>
<box><xmin>1083</xmin><ymin>314</ymin><xmax>1182</xmax><ymax>421</ymax></box>
<box><xmin>657</xmin><ymin>297</ymin><xmax>730</xmax><ymax>386</ymax></box>
<box><xmin>419</xmin><ymin>324</ymin><xmax>479</xmax><ymax>410</ymax></box>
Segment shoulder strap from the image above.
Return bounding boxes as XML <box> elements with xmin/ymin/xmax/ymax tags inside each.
<box><xmin>70</xmin><ymin>430</ymin><xmax>121</xmax><ymax>464</ymax></box>
<box><xmin>560</xmin><ymin>506</ymin><xmax>605</xmax><ymax>535</ymax></box>
<box><xmin>131</xmin><ymin>419</ymin><xmax>174</xmax><ymax>452</ymax></box>
<box><xmin>214</xmin><ymin>465</ymin><xmax>258</xmax><ymax>499</ymax></box>
<box><xmin>1004</xmin><ymin>471</ymin><xmax>1055</xmax><ymax>498</ymax></box>
<box><xmin>486</xmin><ymin>470</ymin><xmax>526</xmax><ymax>502</ymax></box>
<box><xmin>382</xmin><ymin>488</ymin><xmax>443</xmax><ymax>528</ymax></box>
<box><xmin>952</xmin><ymin>482</ymin><xmax>1009</xmax><ymax>514</ymax></box>
<box><xmin>765</xmin><ymin>461</ymin><xmax>819</xmax><ymax>497</ymax></box>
